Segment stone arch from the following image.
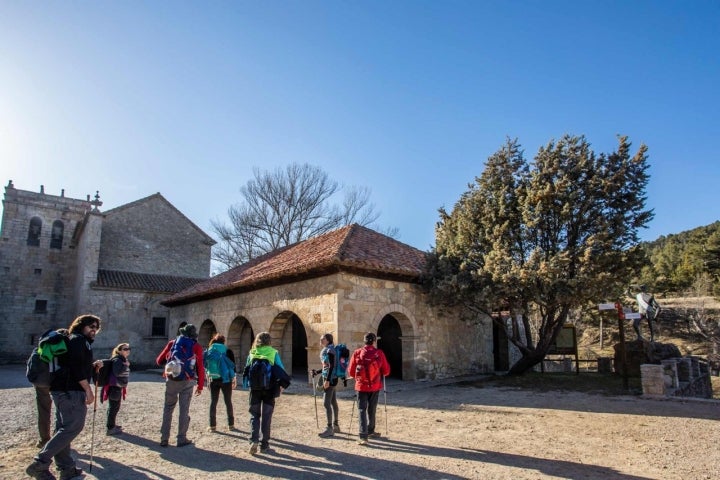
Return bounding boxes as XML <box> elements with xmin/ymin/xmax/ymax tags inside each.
<box><xmin>373</xmin><ymin>304</ymin><xmax>417</xmax><ymax>381</ymax></box>
<box><xmin>27</xmin><ymin>216</ymin><xmax>42</xmax><ymax>246</ymax></box>
<box><xmin>269</xmin><ymin>310</ymin><xmax>308</xmax><ymax>376</ymax></box>
<box><xmin>227</xmin><ymin>316</ymin><xmax>254</xmax><ymax>370</ymax></box>
<box><xmin>50</xmin><ymin>220</ymin><xmax>64</xmax><ymax>249</ymax></box>
<box><xmin>198</xmin><ymin>319</ymin><xmax>217</xmax><ymax>348</ymax></box>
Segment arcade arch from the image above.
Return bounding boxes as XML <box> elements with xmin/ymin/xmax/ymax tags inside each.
<box><xmin>269</xmin><ymin>311</ymin><xmax>308</xmax><ymax>376</ymax></box>
<box><xmin>227</xmin><ymin>316</ymin><xmax>254</xmax><ymax>369</ymax></box>
<box><xmin>374</xmin><ymin>305</ymin><xmax>417</xmax><ymax>381</ymax></box>
<box><xmin>198</xmin><ymin>319</ymin><xmax>217</xmax><ymax>348</ymax></box>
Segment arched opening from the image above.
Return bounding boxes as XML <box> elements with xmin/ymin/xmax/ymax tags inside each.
<box><xmin>27</xmin><ymin>217</ymin><xmax>42</xmax><ymax>246</ymax></box>
<box><xmin>378</xmin><ymin>315</ymin><xmax>403</xmax><ymax>380</ymax></box>
<box><xmin>198</xmin><ymin>319</ymin><xmax>217</xmax><ymax>348</ymax></box>
<box><xmin>50</xmin><ymin>220</ymin><xmax>64</xmax><ymax>249</ymax></box>
<box><xmin>270</xmin><ymin>311</ymin><xmax>308</xmax><ymax>378</ymax></box>
<box><xmin>227</xmin><ymin>316</ymin><xmax>254</xmax><ymax>370</ymax></box>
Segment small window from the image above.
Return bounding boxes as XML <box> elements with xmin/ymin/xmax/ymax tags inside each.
<box><xmin>152</xmin><ymin>317</ymin><xmax>167</xmax><ymax>336</ymax></box>
<box><xmin>34</xmin><ymin>268</ymin><xmax>42</xmax><ymax>275</ymax></box>
<box><xmin>50</xmin><ymin>220</ymin><xmax>64</xmax><ymax>249</ymax></box>
<box><xmin>27</xmin><ymin>217</ymin><xmax>42</xmax><ymax>246</ymax></box>
<box><xmin>34</xmin><ymin>300</ymin><xmax>47</xmax><ymax>313</ymax></box>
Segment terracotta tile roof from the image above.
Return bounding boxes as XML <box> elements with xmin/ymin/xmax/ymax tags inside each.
<box><xmin>96</xmin><ymin>269</ymin><xmax>207</xmax><ymax>293</ymax></box>
<box><xmin>163</xmin><ymin>224</ymin><xmax>428</xmax><ymax>307</ymax></box>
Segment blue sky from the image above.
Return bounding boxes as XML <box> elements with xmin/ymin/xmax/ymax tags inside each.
<box><xmin>1</xmin><ymin>1</ymin><xmax>718</xmax><ymax>254</ymax></box>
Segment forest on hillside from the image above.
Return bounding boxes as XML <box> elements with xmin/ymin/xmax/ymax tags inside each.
<box><xmin>637</xmin><ymin>220</ymin><xmax>720</xmax><ymax>296</ymax></box>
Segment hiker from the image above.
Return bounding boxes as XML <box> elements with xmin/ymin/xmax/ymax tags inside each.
<box><xmin>313</xmin><ymin>333</ymin><xmax>341</xmax><ymax>437</ymax></box>
<box><xmin>628</xmin><ymin>285</ymin><xmax>662</xmax><ymax>342</ymax></box>
<box><xmin>156</xmin><ymin>323</ymin><xmax>205</xmax><ymax>447</ymax></box>
<box><xmin>100</xmin><ymin>343</ymin><xmax>131</xmax><ymax>436</ymax></box>
<box><xmin>204</xmin><ymin>334</ymin><xmax>237</xmax><ymax>432</ymax></box>
<box><xmin>28</xmin><ymin>328</ymin><xmax>68</xmax><ymax>449</ymax></box>
<box><xmin>26</xmin><ymin>314</ymin><xmax>102</xmax><ymax>480</ymax></box>
<box><xmin>347</xmin><ymin>332</ymin><xmax>390</xmax><ymax>446</ymax></box>
<box><xmin>242</xmin><ymin>331</ymin><xmax>290</xmax><ymax>454</ymax></box>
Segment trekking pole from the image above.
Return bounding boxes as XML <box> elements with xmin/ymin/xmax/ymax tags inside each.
<box><xmin>383</xmin><ymin>375</ymin><xmax>388</xmax><ymax>437</ymax></box>
<box><xmin>347</xmin><ymin>392</ymin><xmax>356</xmax><ymax>437</ymax></box>
<box><xmin>309</xmin><ymin>370</ymin><xmax>319</xmax><ymax>428</ymax></box>
<box><xmin>89</xmin><ymin>375</ymin><xmax>99</xmax><ymax>473</ymax></box>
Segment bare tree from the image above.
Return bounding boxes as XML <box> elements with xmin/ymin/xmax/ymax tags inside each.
<box><xmin>683</xmin><ymin>273</ymin><xmax>720</xmax><ymax>354</ymax></box>
<box><xmin>211</xmin><ymin>164</ymin><xmax>391</xmax><ymax>270</ymax></box>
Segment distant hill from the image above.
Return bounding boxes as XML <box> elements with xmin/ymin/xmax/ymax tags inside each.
<box><xmin>637</xmin><ymin>220</ymin><xmax>720</xmax><ymax>296</ymax></box>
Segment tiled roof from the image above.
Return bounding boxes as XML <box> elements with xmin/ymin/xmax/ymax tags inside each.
<box><xmin>96</xmin><ymin>269</ymin><xmax>207</xmax><ymax>293</ymax></box>
<box><xmin>163</xmin><ymin>224</ymin><xmax>428</xmax><ymax>307</ymax></box>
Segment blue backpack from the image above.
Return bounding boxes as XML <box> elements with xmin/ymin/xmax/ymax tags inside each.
<box><xmin>246</xmin><ymin>358</ymin><xmax>272</xmax><ymax>390</ymax></box>
<box><xmin>165</xmin><ymin>336</ymin><xmax>197</xmax><ymax>380</ymax></box>
<box><xmin>204</xmin><ymin>348</ymin><xmax>235</xmax><ymax>383</ymax></box>
<box><xmin>333</xmin><ymin>344</ymin><xmax>350</xmax><ymax>381</ymax></box>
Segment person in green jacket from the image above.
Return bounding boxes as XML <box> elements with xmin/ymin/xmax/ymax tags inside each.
<box><xmin>243</xmin><ymin>332</ymin><xmax>287</xmax><ymax>454</ymax></box>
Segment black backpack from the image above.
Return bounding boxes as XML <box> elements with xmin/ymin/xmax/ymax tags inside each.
<box><xmin>246</xmin><ymin>358</ymin><xmax>272</xmax><ymax>390</ymax></box>
<box><xmin>94</xmin><ymin>358</ymin><xmax>113</xmax><ymax>386</ymax></box>
<box><xmin>26</xmin><ymin>346</ymin><xmax>51</xmax><ymax>388</ymax></box>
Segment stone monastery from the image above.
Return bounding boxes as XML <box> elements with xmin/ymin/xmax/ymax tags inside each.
<box><xmin>1</xmin><ymin>181</ymin><xmax>506</xmax><ymax>380</ymax></box>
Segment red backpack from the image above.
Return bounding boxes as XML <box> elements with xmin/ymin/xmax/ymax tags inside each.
<box><xmin>354</xmin><ymin>347</ymin><xmax>381</xmax><ymax>389</ymax></box>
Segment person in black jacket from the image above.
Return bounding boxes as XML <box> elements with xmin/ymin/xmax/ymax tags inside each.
<box><xmin>26</xmin><ymin>314</ymin><xmax>102</xmax><ymax>480</ymax></box>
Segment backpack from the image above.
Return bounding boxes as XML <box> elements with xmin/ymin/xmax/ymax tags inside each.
<box><xmin>246</xmin><ymin>358</ymin><xmax>272</xmax><ymax>391</ymax></box>
<box><xmin>26</xmin><ymin>347</ymin><xmax>51</xmax><ymax>387</ymax></box>
<box><xmin>205</xmin><ymin>348</ymin><xmax>235</xmax><ymax>383</ymax></box>
<box><xmin>165</xmin><ymin>336</ymin><xmax>197</xmax><ymax>380</ymax></box>
<box><xmin>333</xmin><ymin>343</ymin><xmax>350</xmax><ymax>381</ymax></box>
<box><xmin>28</xmin><ymin>329</ymin><xmax>70</xmax><ymax>386</ymax></box>
<box><xmin>94</xmin><ymin>358</ymin><xmax>114</xmax><ymax>386</ymax></box>
<box><xmin>354</xmin><ymin>347</ymin><xmax>382</xmax><ymax>389</ymax></box>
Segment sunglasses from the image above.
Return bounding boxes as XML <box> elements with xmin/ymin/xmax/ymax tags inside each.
<box><xmin>87</xmin><ymin>325</ymin><xmax>99</xmax><ymax>330</ymax></box>
<box><xmin>121</xmin><ymin>347</ymin><xmax>131</xmax><ymax>351</ymax></box>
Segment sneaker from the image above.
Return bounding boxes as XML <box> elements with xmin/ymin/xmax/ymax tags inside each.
<box><xmin>207</xmin><ymin>426</ymin><xmax>217</xmax><ymax>432</ymax></box>
<box><xmin>332</xmin><ymin>424</ymin><xmax>341</xmax><ymax>433</ymax></box>
<box><xmin>25</xmin><ymin>461</ymin><xmax>56</xmax><ymax>480</ymax></box>
<box><xmin>318</xmin><ymin>427</ymin><xmax>334</xmax><ymax>438</ymax></box>
<box><xmin>106</xmin><ymin>426</ymin><xmax>123</xmax><ymax>436</ymax></box>
<box><xmin>58</xmin><ymin>466</ymin><xmax>83</xmax><ymax>480</ymax></box>
<box><xmin>177</xmin><ymin>439</ymin><xmax>193</xmax><ymax>447</ymax></box>
<box><xmin>368</xmin><ymin>431</ymin><xmax>381</xmax><ymax>438</ymax></box>
<box><xmin>357</xmin><ymin>438</ymin><xmax>369</xmax><ymax>446</ymax></box>
<box><xmin>160</xmin><ymin>439</ymin><xmax>169</xmax><ymax>447</ymax></box>
<box><xmin>249</xmin><ymin>442</ymin><xmax>259</xmax><ymax>455</ymax></box>
<box><xmin>260</xmin><ymin>444</ymin><xmax>271</xmax><ymax>453</ymax></box>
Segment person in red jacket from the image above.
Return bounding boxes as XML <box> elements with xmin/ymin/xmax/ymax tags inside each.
<box><xmin>155</xmin><ymin>324</ymin><xmax>205</xmax><ymax>447</ymax></box>
<box><xmin>347</xmin><ymin>332</ymin><xmax>390</xmax><ymax>445</ymax></box>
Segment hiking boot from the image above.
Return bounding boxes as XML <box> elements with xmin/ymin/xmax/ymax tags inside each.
<box><xmin>357</xmin><ymin>438</ymin><xmax>369</xmax><ymax>446</ymax></box>
<box><xmin>25</xmin><ymin>461</ymin><xmax>56</xmax><ymax>480</ymax></box>
<box><xmin>177</xmin><ymin>439</ymin><xmax>193</xmax><ymax>447</ymax></box>
<box><xmin>58</xmin><ymin>466</ymin><xmax>83</xmax><ymax>480</ymax></box>
<box><xmin>332</xmin><ymin>424</ymin><xmax>341</xmax><ymax>433</ymax></box>
<box><xmin>106</xmin><ymin>426</ymin><xmax>123</xmax><ymax>436</ymax></box>
<box><xmin>207</xmin><ymin>426</ymin><xmax>217</xmax><ymax>432</ymax></box>
<box><xmin>160</xmin><ymin>439</ymin><xmax>169</xmax><ymax>447</ymax></box>
<box><xmin>260</xmin><ymin>444</ymin><xmax>271</xmax><ymax>453</ymax></box>
<box><xmin>228</xmin><ymin>425</ymin><xmax>239</xmax><ymax>432</ymax></box>
<box><xmin>368</xmin><ymin>431</ymin><xmax>381</xmax><ymax>438</ymax></box>
<box><xmin>318</xmin><ymin>427</ymin><xmax>334</xmax><ymax>438</ymax></box>
<box><xmin>249</xmin><ymin>442</ymin><xmax>259</xmax><ymax>455</ymax></box>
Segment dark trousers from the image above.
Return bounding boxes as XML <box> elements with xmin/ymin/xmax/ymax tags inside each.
<box><xmin>248</xmin><ymin>389</ymin><xmax>275</xmax><ymax>447</ymax></box>
<box><xmin>209</xmin><ymin>379</ymin><xmax>235</xmax><ymax>427</ymax></box>
<box><xmin>35</xmin><ymin>385</ymin><xmax>52</xmax><ymax>442</ymax></box>
<box><xmin>36</xmin><ymin>391</ymin><xmax>87</xmax><ymax>470</ymax></box>
<box><xmin>107</xmin><ymin>386</ymin><xmax>122</xmax><ymax>429</ymax></box>
<box><xmin>357</xmin><ymin>390</ymin><xmax>380</xmax><ymax>439</ymax></box>
<box><xmin>323</xmin><ymin>384</ymin><xmax>339</xmax><ymax>427</ymax></box>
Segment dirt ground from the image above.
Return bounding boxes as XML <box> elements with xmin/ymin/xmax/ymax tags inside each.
<box><xmin>1</xmin><ymin>365</ymin><xmax>718</xmax><ymax>480</ymax></box>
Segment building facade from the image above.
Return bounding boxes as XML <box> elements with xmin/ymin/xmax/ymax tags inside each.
<box><xmin>0</xmin><ymin>181</ymin><xmax>215</xmax><ymax>366</ymax></box>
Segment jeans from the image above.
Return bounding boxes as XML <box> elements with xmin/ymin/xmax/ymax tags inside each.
<box><xmin>209</xmin><ymin>379</ymin><xmax>235</xmax><ymax>427</ymax></box>
<box><xmin>323</xmin><ymin>384</ymin><xmax>339</xmax><ymax>427</ymax></box>
<box><xmin>248</xmin><ymin>389</ymin><xmax>275</xmax><ymax>447</ymax></box>
<box><xmin>34</xmin><ymin>385</ymin><xmax>52</xmax><ymax>443</ymax></box>
<box><xmin>357</xmin><ymin>390</ymin><xmax>380</xmax><ymax>439</ymax></box>
<box><xmin>160</xmin><ymin>379</ymin><xmax>196</xmax><ymax>442</ymax></box>
<box><xmin>35</xmin><ymin>390</ymin><xmax>87</xmax><ymax>470</ymax></box>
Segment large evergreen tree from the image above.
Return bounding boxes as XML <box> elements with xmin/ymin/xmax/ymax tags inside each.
<box><xmin>424</xmin><ymin>135</ymin><xmax>653</xmax><ymax>374</ymax></box>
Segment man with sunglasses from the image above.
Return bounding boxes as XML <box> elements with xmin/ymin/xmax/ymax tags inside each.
<box><xmin>26</xmin><ymin>314</ymin><xmax>102</xmax><ymax>480</ymax></box>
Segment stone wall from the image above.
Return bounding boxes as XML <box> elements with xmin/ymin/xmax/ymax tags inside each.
<box><xmin>640</xmin><ymin>357</ymin><xmax>713</xmax><ymax>398</ymax></box>
<box><xmin>99</xmin><ymin>195</ymin><xmax>212</xmax><ymax>278</ymax></box>
<box><xmin>168</xmin><ymin>272</ymin><xmax>494</xmax><ymax>381</ymax></box>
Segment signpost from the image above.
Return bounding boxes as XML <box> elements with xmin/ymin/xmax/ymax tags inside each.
<box><xmin>598</xmin><ymin>302</ymin><xmax>629</xmax><ymax>390</ymax></box>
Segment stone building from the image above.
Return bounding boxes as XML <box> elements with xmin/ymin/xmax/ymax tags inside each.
<box><xmin>163</xmin><ymin>224</ymin><xmax>497</xmax><ymax>380</ymax></box>
<box><xmin>0</xmin><ymin>181</ymin><xmax>214</xmax><ymax>366</ymax></box>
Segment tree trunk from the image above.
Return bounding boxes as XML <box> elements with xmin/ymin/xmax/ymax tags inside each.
<box><xmin>507</xmin><ymin>349</ymin><xmax>546</xmax><ymax>375</ymax></box>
